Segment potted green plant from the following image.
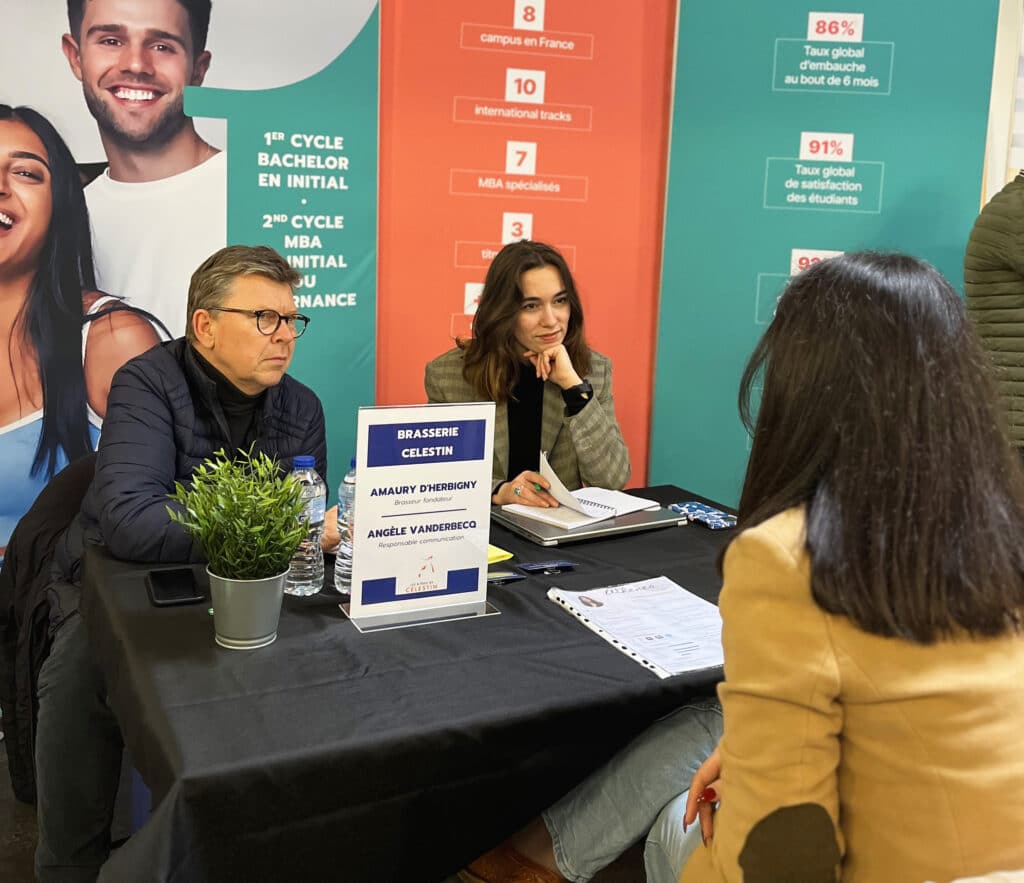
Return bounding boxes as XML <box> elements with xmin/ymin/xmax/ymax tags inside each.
<box><xmin>168</xmin><ymin>448</ymin><xmax>307</xmax><ymax>649</ymax></box>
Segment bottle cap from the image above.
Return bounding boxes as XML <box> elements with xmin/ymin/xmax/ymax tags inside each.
<box><xmin>293</xmin><ymin>455</ymin><xmax>315</xmax><ymax>469</ymax></box>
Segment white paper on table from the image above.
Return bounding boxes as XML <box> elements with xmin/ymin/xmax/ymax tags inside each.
<box><xmin>499</xmin><ymin>452</ymin><xmax>609</xmax><ymax>528</ymax></box>
<box><xmin>540</xmin><ymin>453</ymin><xmax>660</xmax><ymax>517</ymax></box>
<box><xmin>502</xmin><ymin>453</ymin><xmax>660</xmax><ymax>528</ymax></box>
<box><xmin>572</xmin><ymin>487</ymin><xmax>660</xmax><ymax>517</ymax></box>
<box><xmin>547</xmin><ymin>576</ymin><xmax>723</xmax><ymax>678</ymax></box>
<box><xmin>538</xmin><ymin>451</ymin><xmax>589</xmax><ymax>514</ymax></box>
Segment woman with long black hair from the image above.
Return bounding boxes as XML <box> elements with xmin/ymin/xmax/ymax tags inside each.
<box><xmin>462</xmin><ymin>252</ymin><xmax>1024</xmax><ymax>883</ymax></box>
<box><xmin>0</xmin><ymin>105</ymin><xmax>162</xmax><ymax>559</ymax></box>
<box><xmin>675</xmin><ymin>251</ymin><xmax>1024</xmax><ymax>880</ymax></box>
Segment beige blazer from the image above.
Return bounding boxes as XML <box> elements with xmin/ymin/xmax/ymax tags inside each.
<box><xmin>424</xmin><ymin>347</ymin><xmax>629</xmax><ymax>491</ymax></box>
<box><xmin>681</xmin><ymin>508</ymin><xmax>1024</xmax><ymax>883</ymax></box>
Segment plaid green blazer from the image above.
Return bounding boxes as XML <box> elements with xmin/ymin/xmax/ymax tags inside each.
<box><xmin>424</xmin><ymin>347</ymin><xmax>630</xmax><ymax>491</ymax></box>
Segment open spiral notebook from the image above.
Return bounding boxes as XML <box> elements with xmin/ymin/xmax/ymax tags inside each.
<box><xmin>500</xmin><ymin>453</ymin><xmax>660</xmax><ymax>529</ymax></box>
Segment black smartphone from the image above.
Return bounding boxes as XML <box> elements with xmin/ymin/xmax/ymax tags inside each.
<box><xmin>146</xmin><ymin>568</ymin><xmax>205</xmax><ymax>607</ymax></box>
<box><xmin>515</xmin><ymin>560</ymin><xmax>577</xmax><ymax>575</ymax></box>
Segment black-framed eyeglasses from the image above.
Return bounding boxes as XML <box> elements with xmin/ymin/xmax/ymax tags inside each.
<box><xmin>208</xmin><ymin>307</ymin><xmax>310</xmax><ymax>338</ymax></box>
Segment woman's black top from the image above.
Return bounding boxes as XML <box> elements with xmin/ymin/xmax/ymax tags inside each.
<box><xmin>506</xmin><ymin>362</ymin><xmax>544</xmax><ymax>481</ymax></box>
<box><xmin>501</xmin><ymin>361</ymin><xmax>591</xmax><ymax>490</ymax></box>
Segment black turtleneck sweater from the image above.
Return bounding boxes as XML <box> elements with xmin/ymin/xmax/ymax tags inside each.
<box><xmin>190</xmin><ymin>347</ymin><xmax>266</xmax><ymax>454</ymax></box>
<box><xmin>506</xmin><ymin>362</ymin><xmax>545</xmax><ymax>480</ymax></box>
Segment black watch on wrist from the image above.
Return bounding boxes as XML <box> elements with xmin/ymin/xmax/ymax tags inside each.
<box><xmin>561</xmin><ymin>380</ymin><xmax>593</xmax><ymax>415</ymax></box>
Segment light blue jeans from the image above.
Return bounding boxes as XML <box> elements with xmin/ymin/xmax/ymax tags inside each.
<box><xmin>541</xmin><ymin>698</ymin><xmax>722</xmax><ymax>883</ymax></box>
<box><xmin>645</xmin><ymin>789</ymin><xmax>704</xmax><ymax>883</ymax></box>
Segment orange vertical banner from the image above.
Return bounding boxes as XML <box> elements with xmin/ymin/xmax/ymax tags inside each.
<box><xmin>378</xmin><ymin>0</ymin><xmax>676</xmax><ymax>485</ymax></box>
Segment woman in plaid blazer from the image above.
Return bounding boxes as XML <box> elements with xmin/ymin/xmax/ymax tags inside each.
<box><xmin>425</xmin><ymin>241</ymin><xmax>629</xmax><ymax>506</ymax></box>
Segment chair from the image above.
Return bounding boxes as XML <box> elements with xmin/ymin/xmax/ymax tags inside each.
<box><xmin>0</xmin><ymin>452</ymin><xmax>97</xmax><ymax>803</ymax></box>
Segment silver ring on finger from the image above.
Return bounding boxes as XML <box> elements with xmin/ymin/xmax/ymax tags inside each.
<box><xmin>513</xmin><ymin>485</ymin><xmax>522</xmax><ymax>496</ymax></box>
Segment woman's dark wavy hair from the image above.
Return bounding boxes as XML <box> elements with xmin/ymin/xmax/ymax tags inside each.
<box><xmin>2</xmin><ymin>105</ymin><xmax>96</xmax><ymax>477</ymax></box>
<box><xmin>734</xmin><ymin>251</ymin><xmax>1024</xmax><ymax>643</ymax></box>
<box><xmin>461</xmin><ymin>240</ymin><xmax>591</xmax><ymax>402</ymax></box>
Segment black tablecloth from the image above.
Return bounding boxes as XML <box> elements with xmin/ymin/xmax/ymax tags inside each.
<box><xmin>79</xmin><ymin>486</ymin><xmax>732</xmax><ymax>883</ymax></box>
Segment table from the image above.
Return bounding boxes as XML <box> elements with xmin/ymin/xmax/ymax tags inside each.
<box><xmin>79</xmin><ymin>486</ymin><xmax>732</xmax><ymax>882</ymax></box>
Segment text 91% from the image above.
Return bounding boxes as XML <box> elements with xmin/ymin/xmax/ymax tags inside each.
<box><xmin>809</xmin><ymin>139</ymin><xmax>843</xmax><ymax>157</ymax></box>
<box><xmin>798</xmin><ymin>131</ymin><xmax>854</xmax><ymax>162</ymax></box>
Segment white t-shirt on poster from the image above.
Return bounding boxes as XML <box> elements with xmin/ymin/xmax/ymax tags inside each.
<box><xmin>85</xmin><ymin>151</ymin><xmax>228</xmax><ymax>339</ymax></box>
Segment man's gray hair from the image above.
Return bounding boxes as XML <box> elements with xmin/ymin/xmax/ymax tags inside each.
<box><xmin>185</xmin><ymin>245</ymin><xmax>301</xmax><ymax>341</ymax></box>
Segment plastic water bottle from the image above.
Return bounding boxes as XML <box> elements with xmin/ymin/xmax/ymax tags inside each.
<box><xmin>334</xmin><ymin>458</ymin><xmax>357</xmax><ymax>594</ymax></box>
<box><xmin>285</xmin><ymin>455</ymin><xmax>326</xmax><ymax>596</ymax></box>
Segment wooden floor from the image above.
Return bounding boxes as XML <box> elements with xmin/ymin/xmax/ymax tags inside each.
<box><xmin>441</xmin><ymin>844</ymin><xmax>646</xmax><ymax>883</ymax></box>
<box><xmin>0</xmin><ymin>735</ymin><xmax>645</xmax><ymax>883</ymax></box>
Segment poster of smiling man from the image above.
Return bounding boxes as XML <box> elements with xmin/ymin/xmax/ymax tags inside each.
<box><xmin>0</xmin><ymin>0</ymin><xmax>379</xmax><ymax>561</ymax></box>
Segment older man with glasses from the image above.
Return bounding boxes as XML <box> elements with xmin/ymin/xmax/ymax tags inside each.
<box><xmin>33</xmin><ymin>244</ymin><xmax>334</xmax><ymax>882</ymax></box>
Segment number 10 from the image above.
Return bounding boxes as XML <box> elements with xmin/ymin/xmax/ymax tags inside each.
<box><xmin>505</xmin><ymin>68</ymin><xmax>546</xmax><ymax>104</ymax></box>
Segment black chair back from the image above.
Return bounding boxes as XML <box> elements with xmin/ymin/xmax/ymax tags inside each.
<box><xmin>0</xmin><ymin>451</ymin><xmax>97</xmax><ymax>803</ymax></box>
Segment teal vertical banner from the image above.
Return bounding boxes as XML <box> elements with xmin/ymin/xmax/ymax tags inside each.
<box><xmin>651</xmin><ymin>1</ymin><xmax>998</xmax><ymax>505</ymax></box>
<box><xmin>186</xmin><ymin>7</ymin><xmax>379</xmax><ymax>493</ymax></box>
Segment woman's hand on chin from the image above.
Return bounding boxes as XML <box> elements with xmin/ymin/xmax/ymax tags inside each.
<box><xmin>524</xmin><ymin>345</ymin><xmax>582</xmax><ymax>389</ymax></box>
<box><xmin>493</xmin><ymin>471</ymin><xmax>559</xmax><ymax>507</ymax></box>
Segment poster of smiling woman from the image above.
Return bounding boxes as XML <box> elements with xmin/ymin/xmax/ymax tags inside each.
<box><xmin>0</xmin><ymin>104</ymin><xmax>162</xmax><ymax>561</ymax></box>
<box><xmin>0</xmin><ymin>0</ymin><xmax>379</xmax><ymax>561</ymax></box>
